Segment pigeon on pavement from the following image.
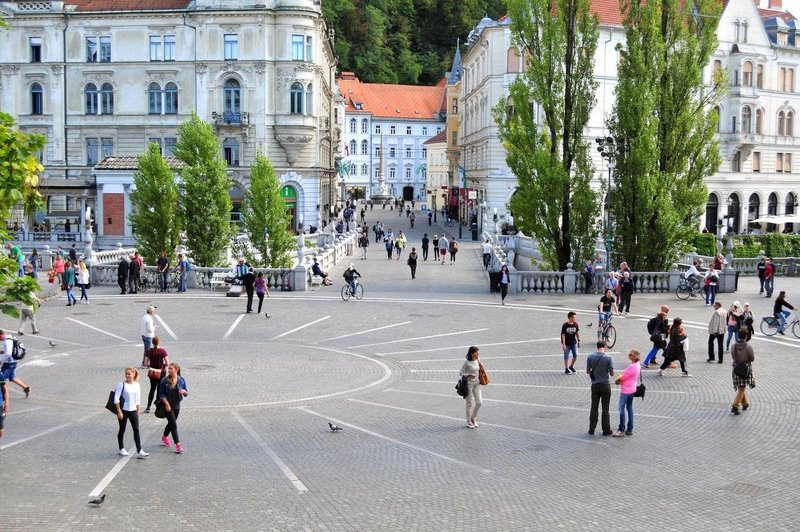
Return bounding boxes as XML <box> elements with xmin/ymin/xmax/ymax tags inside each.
<box><xmin>49</xmin><ymin>341</ymin><xmax>56</xmax><ymax>347</ymax></box>
<box><xmin>88</xmin><ymin>494</ymin><xmax>106</xmax><ymax>506</ymax></box>
<box><xmin>328</xmin><ymin>423</ymin><xmax>342</xmax><ymax>432</ymax></box>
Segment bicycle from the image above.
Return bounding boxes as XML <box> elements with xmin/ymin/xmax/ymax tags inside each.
<box><xmin>675</xmin><ymin>274</ymin><xmax>703</xmax><ymax>300</ymax></box>
<box><xmin>341</xmin><ymin>278</ymin><xmax>364</xmax><ymax>301</ymax></box>
<box><xmin>760</xmin><ymin>310</ymin><xmax>800</xmax><ymax>337</ymax></box>
<box><xmin>138</xmin><ymin>275</ymin><xmax>151</xmax><ymax>293</ymax></box>
<box><xmin>596</xmin><ymin>312</ymin><xmax>617</xmax><ymax>348</ymax></box>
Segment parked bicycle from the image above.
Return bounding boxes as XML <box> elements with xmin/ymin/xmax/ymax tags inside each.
<box><xmin>597</xmin><ymin>312</ymin><xmax>617</xmax><ymax>348</ymax></box>
<box><xmin>675</xmin><ymin>274</ymin><xmax>703</xmax><ymax>300</ymax></box>
<box><xmin>760</xmin><ymin>310</ymin><xmax>800</xmax><ymax>338</ymax></box>
<box><xmin>138</xmin><ymin>275</ymin><xmax>151</xmax><ymax>293</ymax></box>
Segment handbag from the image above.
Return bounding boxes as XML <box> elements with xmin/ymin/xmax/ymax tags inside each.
<box><xmin>478</xmin><ymin>362</ymin><xmax>490</xmax><ymax>385</ymax></box>
<box><xmin>455</xmin><ymin>375</ymin><xmax>468</xmax><ymax>397</ymax></box>
<box><xmin>147</xmin><ymin>368</ymin><xmax>162</xmax><ymax>380</ymax></box>
<box><xmin>105</xmin><ymin>383</ymin><xmax>123</xmax><ymax>414</ymax></box>
<box><xmin>154</xmin><ymin>400</ymin><xmax>167</xmax><ymax>419</ymax></box>
<box><xmin>633</xmin><ymin>372</ymin><xmax>646</xmax><ymax>399</ymax></box>
<box><xmin>733</xmin><ymin>361</ymin><xmax>751</xmax><ymax>378</ymax></box>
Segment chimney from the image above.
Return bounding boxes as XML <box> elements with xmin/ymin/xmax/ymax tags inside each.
<box><xmin>769</xmin><ymin>0</ymin><xmax>783</xmax><ymax>9</ymax></box>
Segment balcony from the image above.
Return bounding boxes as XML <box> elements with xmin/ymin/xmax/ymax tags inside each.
<box><xmin>212</xmin><ymin>111</ymin><xmax>249</xmax><ymax>127</ymax></box>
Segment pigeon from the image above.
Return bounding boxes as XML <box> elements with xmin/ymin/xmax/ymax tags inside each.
<box><xmin>585</xmin><ymin>323</ymin><xmax>593</xmax><ymax>328</ymax></box>
<box><xmin>328</xmin><ymin>423</ymin><xmax>342</xmax><ymax>432</ymax></box>
<box><xmin>88</xmin><ymin>494</ymin><xmax>106</xmax><ymax>506</ymax></box>
<box><xmin>49</xmin><ymin>341</ymin><xmax>56</xmax><ymax>347</ymax></box>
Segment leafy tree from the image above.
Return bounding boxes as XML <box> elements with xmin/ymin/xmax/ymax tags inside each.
<box><xmin>128</xmin><ymin>143</ymin><xmax>181</xmax><ymax>263</ymax></box>
<box><xmin>240</xmin><ymin>153</ymin><xmax>293</xmax><ymax>268</ymax></box>
<box><xmin>172</xmin><ymin>114</ymin><xmax>233</xmax><ymax>267</ymax></box>
<box><xmin>494</xmin><ymin>0</ymin><xmax>601</xmax><ymax>270</ymax></box>
<box><xmin>607</xmin><ymin>0</ymin><xmax>722</xmax><ymax>271</ymax></box>
<box><xmin>0</xmin><ymin>112</ymin><xmax>45</xmax><ymax>317</ymax></box>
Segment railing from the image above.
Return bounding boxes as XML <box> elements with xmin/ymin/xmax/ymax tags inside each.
<box><xmin>93</xmin><ymin>247</ymin><xmax>137</xmax><ymax>264</ymax></box>
<box><xmin>6</xmin><ymin>231</ymin><xmax>82</xmax><ymax>242</ymax></box>
<box><xmin>90</xmin><ymin>264</ymin><xmax>297</xmax><ymax>291</ymax></box>
<box><xmin>518</xmin><ymin>272</ymin><xmax>565</xmax><ymax>293</ymax></box>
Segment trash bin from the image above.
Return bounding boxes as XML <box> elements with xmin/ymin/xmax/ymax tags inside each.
<box><xmin>471</xmin><ymin>222</ymin><xmax>478</xmax><ymax>241</ymax></box>
<box><xmin>488</xmin><ymin>272</ymin><xmax>501</xmax><ymax>292</ymax></box>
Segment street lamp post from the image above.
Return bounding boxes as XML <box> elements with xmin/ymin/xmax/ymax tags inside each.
<box><xmin>263</xmin><ymin>227</ymin><xmax>270</xmax><ymax>267</ymax></box>
<box><xmin>596</xmin><ymin>136</ymin><xmax>618</xmax><ymax>271</ymax></box>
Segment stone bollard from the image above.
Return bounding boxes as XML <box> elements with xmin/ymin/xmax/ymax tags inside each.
<box><xmin>294</xmin><ymin>263</ymin><xmax>309</xmax><ymax>292</ymax></box>
<box><xmin>564</xmin><ymin>263</ymin><xmax>576</xmax><ymax>293</ymax></box>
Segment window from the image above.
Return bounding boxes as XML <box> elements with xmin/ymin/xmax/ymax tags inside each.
<box><xmin>375</xmin><ymin>146</ymin><xmax>381</xmax><ymax>158</ymax></box>
<box><xmin>405</xmin><ymin>167</ymin><xmax>412</xmax><ymax>179</ymax></box>
<box><xmin>451</xmin><ymin>131</ymin><xmax>458</xmax><ymax>145</ymax></box>
<box><xmin>86</xmin><ymin>37</ymin><xmax>98</xmax><ymax>62</ymax></box>
<box><xmin>86</xmin><ymin>138</ymin><xmax>98</xmax><ymax>165</ymax></box>
<box><xmin>768</xmin><ymin>192</ymin><xmax>778</xmax><ymax>216</ymax></box>
<box><xmin>224</xmin><ymin>34</ymin><xmax>238</xmax><ymax>60</ymax></box>
<box><xmin>422</xmin><ymin>147</ymin><xmax>427</xmax><ymax>158</ymax></box>
<box><xmin>732</xmin><ymin>151</ymin><xmax>740</xmax><ymax>172</ymax></box>
<box><xmin>422</xmin><ymin>126</ymin><xmax>428</xmax><ymax>136</ymax></box>
<box><xmin>148</xmin><ymin>83</ymin><xmax>161</xmax><ymax>114</ymax></box>
<box><xmin>374</xmin><ymin>168</ymin><xmax>380</xmax><ymax>179</ymax></box>
<box><xmin>85</xmin><ymin>83</ymin><xmax>98</xmax><ymax>114</ymax></box>
<box><xmin>224</xmin><ymin>79</ymin><xmax>241</xmax><ymax>115</ymax></box>
<box><xmin>731</xmin><ymin>115</ymin><xmax>737</xmax><ymax>133</ymax></box>
<box><xmin>164</xmin><ymin>35</ymin><xmax>175</xmax><ymax>61</ymax></box>
<box><xmin>406</xmin><ymin>126</ymin><xmax>412</xmax><ymax>135</ymax></box>
<box><xmin>389</xmin><ymin>167</ymin><xmax>396</xmax><ymax>179</ymax></box>
<box><xmin>164</xmin><ymin>137</ymin><xmax>177</xmax><ymax>157</ymax></box>
<box><xmin>290</xmin><ymin>82</ymin><xmax>304</xmax><ymax>114</ymax></box>
<box><xmin>753</xmin><ymin>151</ymin><xmax>760</xmax><ymax>172</ymax></box>
<box><xmin>742</xmin><ymin>62</ymin><xmax>753</xmax><ymax>86</ymax></box>
<box><xmin>742</xmin><ymin>106</ymin><xmax>751</xmax><ymax>134</ymax></box>
<box><xmin>786</xmin><ymin>153</ymin><xmax>792</xmax><ymax>173</ymax></box>
<box><xmin>350</xmin><ymin>163</ymin><xmax>356</xmax><ymax>175</ymax></box>
<box><xmin>788</xmin><ymin>111</ymin><xmax>794</xmax><ymax>136</ymax></box>
<box><xmin>405</xmin><ymin>147</ymin><xmax>412</xmax><ymax>158</ymax></box>
<box><xmin>150</xmin><ymin>36</ymin><xmax>161</xmax><ymax>61</ymax></box>
<box><xmin>389</xmin><ymin>147</ymin><xmax>396</xmax><ymax>158</ymax></box>
<box><xmin>780</xmin><ymin>67</ymin><xmax>794</xmax><ymax>92</ymax></box>
<box><xmin>375</xmin><ymin>124</ymin><xmax>381</xmax><ymax>134</ymax></box>
<box><xmin>86</xmin><ymin>137</ymin><xmax>114</xmax><ymax>166</ymax></box>
<box><xmin>164</xmin><ymin>83</ymin><xmax>178</xmax><ymax>114</ymax></box>
<box><xmin>30</xmin><ymin>37</ymin><xmax>42</xmax><ymax>63</ymax></box>
<box><xmin>361</xmin><ymin>163</ymin><xmax>368</xmax><ymax>175</ymax></box>
<box><xmin>305</xmin><ymin>83</ymin><xmax>313</xmax><ymax>115</ymax></box>
<box><xmin>361</xmin><ymin>119</ymin><xmax>368</xmax><ymax>133</ymax></box>
<box><xmin>436</xmin><ymin>127</ymin><xmax>442</xmax><ymax>133</ymax></box>
<box><xmin>99</xmin><ymin>36</ymin><xmax>111</xmax><ymax>62</ymax></box>
<box><xmin>748</xmin><ymin>193</ymin><xmax>760</xmax><ymax>222</ymax></box>
<box><xmin>742</xmin><ymin>20</ymin><xmax>748</xmax><ymax>43</ymax></box>
<box><xmin>733</xmin><ymin>20</ymin><xmax>740</xmax><ymax>43</ymax></box>
<box><xmin>390</xmin><ymin>125</ymin><xmax>396</xmax><ymax>134</ymax></box>
<box><xmin>349</xmin><ymin>119</ymin><xmax>357</xmax><ymax>134</ymax></box>
<box><xmin>507</xmin><ymin>47</ymin><xmax>521</xmax><ymax>73</ymax></box>
<box><xmin>306</xmin><ymin>36</ymin><xmax>313</xmax><ymax>62</ymax></box>
<box><xmin>292</xmin><ymin>34</ymin><xmax>304</xmax><ymax>60</ymax></box>
<box><xmin>30</xmin><ymin>83</ymin><xmax>43</xmax><ymax>115</ymax></box>
<box><xmin>756</xmin><ymin>108</ymin><xmax>763</xmax><ymax>134</ymax></box>
<box><xmin>349</xmin><ymin>140</ymin><xmax>356</xmax><ymax>156</ymax></box>
<box><xmin>360</xmin><ymin>140</ymin><xmax>368</xmax><ymax>155</ymax></box>
<box><xmin>786</xmin><ymin>193</ymin><xmax>796</xmax><ymax>215</ymax></box>
<box><xmin>712</xmin><ymin>106</ymin><xmax>720</xmax><ymax>133</ymax></box>
<box><xmin>223</xmin><ymin>138</ymin><xmax>240</xmax><ymax>166</ymax></box>
<box><xmin>149</xmin><ymin>137</ymin><xmax>163</xmax><ymax>153</ymax></box>
<box><xmin>100</xmin><ymin>83</ymin><xmax>113</xmax><ymax>114</ymax></box>
<box><xmin>757</xmin><ymin>64</ymin><xmax>764</xmax><ymax>88</ymax></box>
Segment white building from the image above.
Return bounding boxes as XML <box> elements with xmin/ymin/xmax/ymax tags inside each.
<box><xmin>0</xmin><ymin>0</ymin><xmax>337</xmax><ymax>246</ymax></box>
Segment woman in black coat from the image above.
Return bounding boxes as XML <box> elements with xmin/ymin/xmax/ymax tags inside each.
<box><xmin>658</xmin><ymin>318</ymin><xmax>690</xmax><ymax>377</ymax></box>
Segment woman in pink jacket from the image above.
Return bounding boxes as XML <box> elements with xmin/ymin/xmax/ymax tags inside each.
<box><xmin>613</xmin><ymin>349</ymin><xmax>641</xmax><ymax>437</ymax></box>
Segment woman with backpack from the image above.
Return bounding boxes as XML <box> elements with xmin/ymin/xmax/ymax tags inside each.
<box><xmin>448</xmin><ymin>238</ymin><xmax>459</xmax><ymax>264</ymax></box>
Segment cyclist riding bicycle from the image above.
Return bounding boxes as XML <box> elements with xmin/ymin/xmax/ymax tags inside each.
<box><xmin>683</xmin><ymin>260</ymin><xmax>703</xmax><ymax>292</ymax></box>
<box><xmin>598</xmin><ymin>289</ymin><xmax>619</xmax><ymax>326</ymax></box>
<box><xmin>343</xmin><ymin>263</ymin><xmax>362</xmax><ymax>296</ymax></box>
<box><xmin>773</xmin><ymin>291</ymin><xmax>795</xmax><ymax>335</ymax></box>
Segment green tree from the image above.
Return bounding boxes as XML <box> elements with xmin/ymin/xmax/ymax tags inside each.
<box><xmin>607</xmin><ymin>0</ymin><xmax>722</xmax><ymax>271</ymax></box>
<box><xmin>240</xmin><ymin>153</ymin><xmax>293</xmax><ymax>268</ymax></box>
<box><xmin>128</xmin><ymin>143</ymin><xmax>181</xmax><ymax>263</ymax></box>
<box><xmin>494</xmin><ymin>0</ymin><xmax>601</xmax><ymax>270</ymax></box>
<box><xmin>172</xmin><ymin>114</ymin><xmax>233</xmax><ymax>267</ymax></box>
<box><xmin>0</xmin><ymin>112</ymin><xmax>46</xmax><ymax>317</ymax></box>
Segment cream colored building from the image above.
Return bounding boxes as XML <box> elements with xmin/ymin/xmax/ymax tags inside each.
<box><xmin>423</xmin><ymin>129</ymin><xmax>447</xmax><ymax>221</ymax></box>
<box><xmin>0</xmin><ymin>0</ymin><xmax>337</xmax><ymax>246</ymax></box>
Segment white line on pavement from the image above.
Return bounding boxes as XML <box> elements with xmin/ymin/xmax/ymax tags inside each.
<box><xmin>64</xmin><ymin>318</ymin><xmax>129</xmax><ymax>342</ymax></box>
<box><xmin>155</xmin><ymin>314</ymin><xmax>178</xmax><ymax>340</ymax></box>
<box><xmin>88</xmin><ymin>454</ymin><xmax>131</xmax><ymax>497</ymax></box>
<box><xmin>383</xmin><ymin>389</ymin><xmax>673</xmax><ymax>419</ymax></box>
<box><xmin>409</xmin><ymin>369</ymin><xmax>583</xmax><ymax>374</ymax></box>
<box><xmin>402</xmin><ymin>354</ymin><xmax>556</xmax><ymax>363</ymax></box>
<box><xmin>316</xmin><ymin>321</ymin><xmax>413</xmax><ymax>343</ymax></box>
<box><xmin>381</xmin><ymin>337</ymin><xmax>561</xmax><ymax>356</ymax></box>
<box><xmin>293</xmin><ymin>405</ymin><xmax>493</xmax><ymax>473</ymax></box>
<box><xmin>1</xmin><ymin>411</ymin><xmax>100</xmax><ymax>451</ymax></box>
<box><xmin>4</xmin><ymin>406</ymin><xmax>44</xmax><ymax>415</ymax></box>
<box><xmin>271</xmin><ymin>316</ymin><xmax>330</xmax><ymax>340</ymax></box>
<box><xmin>407</xmin><ymin>379</ymin><xmax>688</xmax><ymax>394</ymax></box>
<box><xmin>19</xmin><ymin>334</ymin><xmax>84</xmax><ymax>347</ymax></box>
<box><xmin>223</xmin><ymin>314</ymin><xmax>245</xmax><ymax>339</ymax></box>
<box><xmin>352</xmin><ymin>328</ymin><xmax>489</xmax><ymax>349</ymax></box>
<box><xmin>346</xmin><ymin>399</ymin><xmax>605</xmax><ymax>445</ymax></box>
<box><xmin>233</xmin><ymin>411</ymin><xmax>308</xmax><ymax>492</ymax></box>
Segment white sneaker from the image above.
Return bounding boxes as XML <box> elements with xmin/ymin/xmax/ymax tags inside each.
<box><xmin>656</xmin><ymin>369</ymin><xmax>664</xmax><ymax>376</ymax></box>
<box><xmin>119</xmin><ymin>448</ymin><xmax>130</xmax><ymax>456</ymax></box>
<box><xmin>136</xmin><ymin>450</ymin><xmax>149</xmax><ymax>459</ymax></box>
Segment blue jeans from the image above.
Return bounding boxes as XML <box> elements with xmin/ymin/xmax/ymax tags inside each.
<box><xmin>159</xmin><ymin>271</ymin><xmax>168</xmax><ymax>291</ymax></box>
<box><xmin>765</xmin><ymin>276</ymin><xmax>774</xmax><ymax>296</ymax></box>
<box><xmin>563</xmin><ymin>343</ymin><xmax>578</xmax><ymax>361</ymax></box>
<box><xmin>142</xmin><ymin>335</ymin><xmax>153</xmax><ymax>359</ymax></box>
<box><xmin>778</xmin><ymin>310</ymin><xmax>791</xmax><ymax>332</ymax></box>
<box><xmin>348</xmin><ymin>279</ymin><xmax>358</xmax><ymax>295</ymax></box>
<box><xmin>705</xmin><ymin>285</ymin><xmax>717</xmax><ymax>305</ymax></box>
<box><xmin>618</xmin><ymin>393</ymin><xmax>634</xmax><ymax>433</ymax></box>
<box><xmin>80</xmin><ymin>284</ymin><xmax>88</xmax><ymax>302</ymax></box>
<box><xmin>179</xmin><ymin>272</ymin><xmax>187</xmax><ymax>292</ymax></box>
<box><xmin>66</xmin><ymin>285</ymin><xmax>76</xmax><ymax>304</ymax></box>
<box><xmin>725</xmin><ymin>324</ymin><xmax>738</xmax><ymax>350</ymax></box>
<box><xmin>643</xmin><ymin>345</ymin><xmax>661</xmax><ymax>366</ymax></box>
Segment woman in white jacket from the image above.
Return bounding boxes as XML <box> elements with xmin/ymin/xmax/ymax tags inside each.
<box><xmin>77</xmin><ymin>260</ymin><xmax>90</xmax><ymax>304</ymax></box>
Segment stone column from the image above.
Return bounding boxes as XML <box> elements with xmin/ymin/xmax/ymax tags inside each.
<box><xmin>123</xmin><ymin>184</ymin><xmax>132</xmax><ymax>238</ymax></box>
<box><xmin>96</xmin><ymin>184</ymin><xmax>104</xmax><ymax>237</ymax></box>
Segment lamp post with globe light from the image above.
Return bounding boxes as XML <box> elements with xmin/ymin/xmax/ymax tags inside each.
<box><xmin>596</xmin><ymin>136</ymin><xmax>619</xmax><ymax>271</ymax></box>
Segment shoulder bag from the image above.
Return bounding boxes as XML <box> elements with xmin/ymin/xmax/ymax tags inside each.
<box><xmin>633</xmin><ymin>371</ymin><xmax>646</xmax><ymax>399</ymax></box>
<box><xmin>478</xmin><ymin>362</ymin><xmax>490</xmax><ymax>386</ymax></box>
<box><xmin>105</xmin><ymin>382</ymin><xmax>124</xmax><ymax>414</ymax></box>
<box><xmin>733</xmin><ymin>361</ymin><xmax>751</xmax><ymax>378</ymax></box>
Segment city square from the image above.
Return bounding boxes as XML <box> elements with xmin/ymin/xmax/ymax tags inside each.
<box><xmin>1</xmin><ymin>222</ymin><xmax>798</xmax><ymax>530</ymax></box>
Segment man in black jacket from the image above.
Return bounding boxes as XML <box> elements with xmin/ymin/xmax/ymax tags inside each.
<box><xmin>117</xmin><ymin>257</ymin><xmax>129</xmax><ymax>295</ymax></box>
<box><xmin>128</xmin><ymin>254</ymin><xmax>140</xmax><ymax>294</ymax></box>
<box><xmin>242</xmin><ymin>267</ymin><xmax>256</xmax><ymax>313</ymax></box>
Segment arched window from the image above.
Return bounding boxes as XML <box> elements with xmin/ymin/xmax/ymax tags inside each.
<box><xmin>349</xmin><ymin>118</ymin><xmax>357</xmax><ymax>134</ymax></box>
<box><xmin>30</xmin><ymin>83</ymin><xmax>43</xmax><ymax>115</ymax></box>
<box><xmin>360</xmin><ymin>140</ymin><xmax>368</xmax><ymax>155</ymax></box>
<box><xmin>756</xmin><ymin>108</ymin><xmax>763</xmax><ymax>134</ymax></box>
<box><xmin>349</xmin><ymin>140</ymin><xmax>356</xmax><ymax>155</ymax></box>
<box><xmin>748</xmin><ymin>193</ymin><xmax>760</xmax><ymax>223</ymax></box>
<box><xmin>733</xmin><ymin>20</ymin><xmax>740</xmax><ymax>43</ymax></box>
<box><xmin>290</xmin><ymin>82</ymin><xmax>304</xmax><ymax>114</ymax></box>
<box><xmin>223</xmin><ymin>79</ymin><xmax>241</xmax><ymax>116</ymax></box>
<box><xmin>705</xmin><ymin>193</ymin><xmax>719</xmax><ymax>233</ymax></box>
<box><xmin>305</xmin><ymin>83</ymin><xmax>313</xmax><ymax>115</ymax></box>
<box><xmin>757</xmin><ymin>64</ymin><xmax>764</xmax><ymax>88</ymax></box>
<box><xmin>85</xmin><ymin>83</ymin><xmax>98</xmax><ymax>115</ymax></box>
<box><xmin>506</xmin><ymin>47</ymin><xmax>521</xmax><ymax>73</ymax></box>
<box><xmin>728</xmin><ymin>193</ymin><xmax>741</xmax><ymax>234</ymax></box>
<box><xmin>164</xmin><ymin>82</ymin><xmax>178</xmax><ymax>114</ymax></box>
<box><xmin>361</xmin><ymin>118</ymin><xmax>368</xmax><ymax>133</ymax></box>
<box><xmin>787</xmin><ymin>111</ymin><xmax>794</xmax><ymax>136</ymax></box>
<box><xmin>768</xmin><ymin>192</ymin><xmax>778</xmax><ymax>216</ymax></box>
<box><xmin>100</xmin><ymin>83</ymin><xmax>114</xmax><ymax>114</ymax></box>
<box><xmin>742</xmin><ymin>20</ymin><xmax>749</xmax><ymax>43</ymax></box>
<box><xmin>742</xmin><ymin>61</ymin><xmax>753</xmax><ymax>86</ymax></box>
<box><xmin>786</xmin><ymin>192</ymin><xmax>797</xmax><ymax>214</ymax></box>
<box><xmin>742</xmin><ymin>105</ymin><xmax>752</xmax><ymax>133</ymax></box>
<box><xmin>778</xmin><ymin>111</ymin><xmax>786</xmax><ymax>136</ymax></box>
<box><xmin>148</xmin><ymin>82</ymin><xmax>162</xmax><ymax>114</ymax></box>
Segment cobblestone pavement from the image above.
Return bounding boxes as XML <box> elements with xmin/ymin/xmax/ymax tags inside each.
<box><xmin>2</xmin><ymin>213</ymin><xmax>799</xmax><ymax>531</ymax></box>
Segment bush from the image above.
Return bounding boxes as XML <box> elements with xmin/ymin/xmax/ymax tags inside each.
<box><xmin>688</xmin><ymin>233</ymin><xmax>717</xmax><ymax>256</ymax></box>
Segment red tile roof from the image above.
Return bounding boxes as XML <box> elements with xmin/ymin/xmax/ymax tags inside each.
<box><xmin>423</xmin><ymin>129</ymin><xmax>447</xmax><ymax>145</ymax></box>
<box><xmin>338</xmin><ymin>75</ymin><xmax>445</xmax><ymax>121</ymax></box>
<box><xmin>593</xmin><ymin>0</ymin><xmax>623</xmax><ymax>25</ymax></box>
<box><xmin>69</xmin><ymin>0</ymin><xmax>191</xmax><ymax>11</ymax></box>
<box><xmin>758</xmin><ymin>7</ymin><xmax>798</xmax><ymax>22</ymax></box>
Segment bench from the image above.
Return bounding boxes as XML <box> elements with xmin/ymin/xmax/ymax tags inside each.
<box><xmin>210</xmin><ymin>272</ymin><xmax>229</xmax><ymax>291</ymax></box>
<box><xmin>310</xmin><ymin>275</ymin><xmax>324</xmax><ymax>286</ymax></box>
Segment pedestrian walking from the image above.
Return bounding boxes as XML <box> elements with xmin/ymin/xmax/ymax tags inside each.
<box><xmin>117</xmin><ymin>256</ymin><xmax>129</xmax><ymax>295</ymax></box>
<box><xmin>359</xmin><ymin>231</ymin><xmax>369</xmax><ymax>259</ymax></box>
<box><xmin>63</xmin><ymin>261</ymin><xmax>77</xmax><ymax>306</ymax></box>
<box><xmin>764</xmin><ymin>258</ymin><xmax>775</xmax><ymax>298</ymax></box>
<box><xmin>114</xmin><ymin>367</ymin><xmax>148</xmax><ymax>458</ymax></box>
<box><xmin>144</xmin><ymin>337</ymin><xmax>169</xmax><ymax>413</ymax></box>
<box><xmin>704</xmin><ymin>266</ymin><xmax>718</xmax><ymax>306</ymax></box>
<box><xmin>140</xmin><ymin>306</ymin><xmax>157</xmax><ymax>368</ymax></box>
<box><xmin>613</xmin><ymin>349</ymin><xmax>641</xmax><ymax>437</ymax></box>
<box><xmin>432</xmin><ymin>234</ymin><xmax>440</xmax><ymax>262</ymax></box>
<box><xmin>757</xmin><ymin>256</ymin><xmax>767</xmax><ymax>294</ymax></box>
<box><xmin>54</xmin><ymin>254</ymin><xmax>65</xmax><ymax>286</ymax></box>
<box><xmin>741</xmin><ymin>302</ymin><xmax>754</xmax><ymax>341</ymax></box>
<box><xmin>448</xmin><ymin>238</ymin><xmax>459</xmax><ymax>264</ymax></box>
<box><xmin>586</xmin><ymin>340</ymin><xmax>614</xmax><ymax>436</ymax></box>
<box><xmin>773</xmin><ymin>291</ymin><xmax>794</xmax><ymax>335</ymax></box>
<box><xmin>560</xmin><ymin>311</ymin><xmax>581</xmax><ymax>375</ymax></box>
<box><xmin>438</xmin><ymin>235</ymin><xmax>449</xmax><ymax>265</ymax></box>
<box><xmin>481</xmin><ymin>239</ymin><xmax>492</xmax><ymax>270</ymax></box>
<box><xmin>460</xmin><ymin>346</ymin><xmax>484</xmax><ymax>429</ymax></box>
<box><xmin>499</xmin><ymin>264</ymin><xmax>510</xmax><ymax>305</ymax></box>
<box><xmin>408</xmin><ymin>248</ymin><xmax>418</xmax><ymax>279</ymax></box>
<box><xmin>384</xmin><ymin>236</ymin><xmax>394</xmax><ymax>260</ymax></box>
<box><xmin>68</xmin><ymin>243</ymin><xmax>78</xmax><ymax>264</ymax></box>
<box><xmin>618</xmin><ymin>271</ymin><xmax>634</xmax><ymax>314</ymax></box>
<box><xmin>128</xmin><ymin>254</ymin><xmax>140</xmax><ymax>294</ymax></box>
<box><xmin>730</xmin><ymin>331</ymin><xmax>755</xmax><ymax>415</ymax></box>
<box><xmin>427</xmin><ymin>210</ymin><xmax>432</xmax><ymax>226</ymax></box>
<box><xmin>725</xmin><ymin>301</ymin><xmax>743</xmax><ymax>351</ymax></box>
<box><xmin>158</xmin><ymin>362</ymin><xmax>188</xmax><ymax>454</ymax></box>
<box><xmin>77</xmin><ymin>260</ymin><xmax>90</xmax><ymax>304</ymax></box>
<box><xmin>17</xmin><ymin>291</ymin><xmax>40</xmax><ymax>335</ymax></box>
<box><xmin>28</xmin><ymin>248</ymin><xmax>39</xmax><ymax>278</ymax></box>
<box><xmin>242</xmin><ymin>267</ymin><xmax>256</xmax><ymax>313</ymax></box>
<box><xmin>707</xmin><ymin>302</ymin><xmax>726</xmax><ymax>363</ymax></box>
<box><xmin>657</xmin><ymin>318</ymin><xmax>691</xmax><ymax>377</ymax></box>
<box><xmin>643</xmin><ymin>305</ymin><xmax>669</xmax><ymax>368</ymax></box>
<box><xmin>0</xmin><ymin>330</ymin><xmax>30</xmax><ymax>398</ymax></box>
<box><xmin>421</xmin><ymin>234</ymin><xmax>430</xmax><ymax>261</ymax></box>
<box><xmin>255</xmin><ymin>272</ymin><xmax>270</xmax><ymax>317</ymax></box>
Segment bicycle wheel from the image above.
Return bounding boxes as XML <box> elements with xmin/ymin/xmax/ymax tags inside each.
<box><xmin>604</xmin><ymin>325</ymin><xmax>617</xmax><ymax>348</ymax></box>
<box><xmin>792</xmin><ymin>320</ymin><xmax>800</xmax><ymax>339</ymax></box>
<box><xmin>354</xmin><ymin>284</ymin><xmax>364</xmax><ymax>300</ymax></box>
<box><xmin>675</xmin><ymin>284</ymin><xmax>690</xmax><ymax>301</ymax></box>
<box><xmin>760</xmin><ymin>317</ymin><xmax>779</xmax><ymax>337</ymax></box>
<box><xmin>139</xmin><ymin>277</ymin><xmax>150</xmax><ymax>293</ymax></box>
<box><xmin>341</xmin><ymin>285</ymin><xmax>351</xmax><ymax>301</ymax></box>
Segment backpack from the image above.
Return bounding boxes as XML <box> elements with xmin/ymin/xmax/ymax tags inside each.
<box><xmin>185</xmin><ymin>260</ymin><xmax>192</xmax><ymax>271</ymax></box>
<box><xmin>11</xmin><ymin>337</ymin><xmax>26</xmax><ymax>360</ymax></box>
<box><xmin>647</xmin><ymin>316</ymin><xmax>659</xmax><ymax>335</ymax></box>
